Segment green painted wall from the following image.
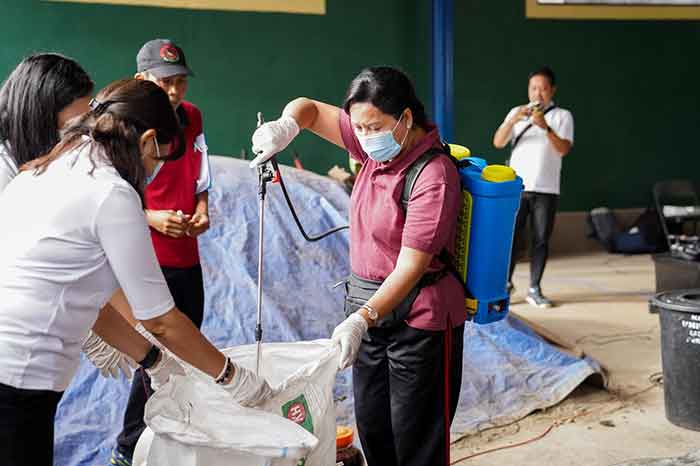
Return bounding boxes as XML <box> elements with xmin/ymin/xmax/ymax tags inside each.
<box><xmin>3</xmin><ymin>1</ymin><xmax>697</xmax><ymax>211</ymax></box>
<box><xmin>0</xmin><ymin>0</ymin><xmax>427</xmax><ymax>173</ymax></box>
<box><xmin>453</xmin><ymin>1</ymin><xmax>700</xmax><ymax>211</ymax></box>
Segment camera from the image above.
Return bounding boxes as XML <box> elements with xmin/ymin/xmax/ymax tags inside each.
<box><xmin>526</xmin><ymin>101</ymin><xmax>542</xmax><ymax>112</ymax></box>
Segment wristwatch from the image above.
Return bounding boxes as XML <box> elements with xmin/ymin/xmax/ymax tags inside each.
<box><xmin>360</xmin><ymin>303</ymin><xmax>379</xmax><ymax>322</ymax></box>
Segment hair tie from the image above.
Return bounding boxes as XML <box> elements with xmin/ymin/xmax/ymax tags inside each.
<box><xmin>89</xmin><ymin>98</ymin><xmax>111</xmax><ymax>115</ymax></box>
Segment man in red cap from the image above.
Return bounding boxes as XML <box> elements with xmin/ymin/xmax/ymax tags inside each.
<box><xmin>110</xmin><ymin>38</ymin><xmax>211</xmax><ymax>466</ymax></box>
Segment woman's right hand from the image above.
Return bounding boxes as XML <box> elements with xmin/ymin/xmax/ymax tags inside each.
<box><xmin>222</xmin><ymin>362</ymin><xmax>275</xmax><ymax>407</ymax></box>
<box><xmin>249</xmin><ymin>116</ymin><xmax>300</xmax><ymax>168</ymax></box>
<box><xmin>146</xmin><ymin>350</ymin><xmax>186</xmax><ymax>390</ymax></box>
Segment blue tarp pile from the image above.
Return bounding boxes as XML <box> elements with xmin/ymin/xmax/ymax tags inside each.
<box><xmin>54</xmin><ymin>156</ymin><xmax>602</xmax><ymax>465</ymax></box>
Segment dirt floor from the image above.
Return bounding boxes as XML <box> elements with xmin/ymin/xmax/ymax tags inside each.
<box><xmin>449</xmin><ymin>253</ymin><xmax>700</xmax><ymax>466</ymax></box>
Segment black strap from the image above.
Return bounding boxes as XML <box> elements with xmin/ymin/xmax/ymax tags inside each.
<box><xmin>510</xmin><ymin>105</ymin><xmax>557</xmax><ymax>152</ymax></box>
<box><xmin>400</xmin><ymin>143</ymin><xmax>464</xmax><ymax>287</ymax></box>
<box><xmin>401</xmin><ymin>143</ymin><xmax>456</xmax><ymax>211</ymax></box>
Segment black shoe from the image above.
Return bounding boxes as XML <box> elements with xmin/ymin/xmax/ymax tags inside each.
<box><xmin>526</xmin><ymin>287</ymin><xmax>553</xmax><ymax>308</ymax></box>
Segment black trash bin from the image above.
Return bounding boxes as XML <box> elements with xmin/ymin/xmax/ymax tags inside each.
<box><xmin>652</xmin><ymin>253</ymin><xmax>700</xmax><ymax>294</ymax></box>
<box><xmin>650</xmin><ymin>289</ymin><xmax>700</xmax><ymax>430</ymax></box>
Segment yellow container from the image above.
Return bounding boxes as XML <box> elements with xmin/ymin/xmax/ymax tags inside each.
<box><xmin>448</xmin><ymin>144</ymin><xmax>471</xmax><ymax>160</ymax></box>
<box><xmin>481</xmin><ymin>164</ymin><xmax>516</xmax><ymax>183</ymax></box>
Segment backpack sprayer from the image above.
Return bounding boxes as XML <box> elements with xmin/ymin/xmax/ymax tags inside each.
<box><xmin>401</xmin><ymin>145</ymin><xmax>523</xmax><ymax>324</ymax></box>
<box><xmin>449</xmin><ymin>153</ymin><xmax>523</xmax><ymax>323</ymax></box>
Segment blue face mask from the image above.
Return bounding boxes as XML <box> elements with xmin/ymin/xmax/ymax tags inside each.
<box><xmin>356</xmin><ymin>113</ymin><xmax>409</xmax><ymax>163</ymax></box>
<box><xmin>145</xmin><ymin>161</ymin><xmax>163</xmax><ymax>185</ymax></box>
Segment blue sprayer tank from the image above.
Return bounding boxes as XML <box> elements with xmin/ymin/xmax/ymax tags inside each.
<box><xmin>450</xmin><ymin>147</ymin><xmax>523</xmax><ymax>324</ymax></box>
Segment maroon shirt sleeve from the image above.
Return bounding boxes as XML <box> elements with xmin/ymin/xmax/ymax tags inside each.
<box><xmin>401</xmin><ymin>155</ymin><xmax>461</xmax><ymax>255</ymax></box>
<box><xmin>338</xmin><ymin>110</ymin><xmax>368</xmax><ymax>163</ymax></box>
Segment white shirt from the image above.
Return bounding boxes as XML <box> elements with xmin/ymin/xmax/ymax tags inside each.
<box><xmin>503</xmin><ymin>104</ymin><xmax>574</xmax><ymax>195</ymax></box>
<box><xmin>0</xmin><ymin>140</ymin><xmax>174</xmax><ymax>391</ymax></box>
<box><xmin>0</xmin><ymin>142</ymin><xmax>18</xmax><ymax>193</ymax></box>
<box><xmin>194</xmin><ymin>133</ymin><xmax>212</xmax><ymax>194</ymax></box>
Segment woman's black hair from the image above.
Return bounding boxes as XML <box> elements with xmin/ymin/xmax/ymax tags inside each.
<box><xmin>27</xmin><ymin>78</ymin><xmax>184</xmax><ymax>199</ymax></box>
<box><xmin>342</xmin><ymin>66</ymin><xmax>429</xmax><ymax>130</ymax></box>
<box><xmin>0</xmin><ymin>53</ymin><xmax>94</xmax><ymax>166</ymax></box>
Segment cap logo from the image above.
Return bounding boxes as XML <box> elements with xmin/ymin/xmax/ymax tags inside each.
<box><xmin>160</xmin><ymin>44</ymin><xmax>180</xmax><ymax>63</ymax></box>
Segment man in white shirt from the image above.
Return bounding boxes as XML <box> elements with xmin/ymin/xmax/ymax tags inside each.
<box><xmin>493</xmin><ymin>66</ymin><xmax>574</xmax><ymax>308</ymax></box>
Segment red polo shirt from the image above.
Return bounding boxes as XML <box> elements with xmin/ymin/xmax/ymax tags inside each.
<box><xmin>145</xmin><ymin>101</ymin><xmax>208</xmax><ymax>268</ymax></box>
<box><xmin>338</xmin><ymin>111</ymin><xmax>465</xmax><ymax>330</ymax></box>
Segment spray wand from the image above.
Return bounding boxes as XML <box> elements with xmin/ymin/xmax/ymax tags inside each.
<box><xmin>252</xmin><ymin>112</ymin><xmax>349</xmax><ymax>375</ymax></box>
<box><xmin>254</xmin><ymin>112</ymin><xmax>274</xmax><ymax>375</ymax></box>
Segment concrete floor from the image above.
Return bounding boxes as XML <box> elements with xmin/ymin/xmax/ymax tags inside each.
<box><xmin>450</xmin><ymin>253</ymin><xmax>700</xmax><ymax>466</ymax></box>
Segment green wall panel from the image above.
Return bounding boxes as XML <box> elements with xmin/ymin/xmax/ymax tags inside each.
<box><xmin>4</xmin><ymin>1</ymin><xmax>694</xmax><ymax>211</ymax></box>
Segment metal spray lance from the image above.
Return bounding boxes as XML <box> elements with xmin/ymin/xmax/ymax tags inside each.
<box><xmin>254</xmin><ymin>112</ymin><xmax>275</xmax><ymax>376</ymax></box>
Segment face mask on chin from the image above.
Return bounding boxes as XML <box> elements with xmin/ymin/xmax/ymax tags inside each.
<box><xmin>356</xmin><ymin>113</ymin><xmax>409</xmax><ymax>163</ymax></box>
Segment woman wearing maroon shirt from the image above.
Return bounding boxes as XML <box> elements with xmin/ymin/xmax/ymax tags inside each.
<box><xmin>250</xmin><ymin>67</ymin><xmax>465</xmax><ymax>466</ymax></box>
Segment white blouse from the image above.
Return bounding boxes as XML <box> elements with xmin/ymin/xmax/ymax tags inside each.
<box><xmin>0</xmin><ymin>140</ymin><xmax>174</xmax><ymax>391</ymax></box>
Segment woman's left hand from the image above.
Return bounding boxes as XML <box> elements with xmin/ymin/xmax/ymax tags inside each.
<box><xmin>331</xmin><ymin>313</ymin><xmax>369</xmax><ymax>370</ymax></box>
<box><xmin>222</xmin><ymin>362</ymin><xmax>275</xmax><ymax>407</ymax></box>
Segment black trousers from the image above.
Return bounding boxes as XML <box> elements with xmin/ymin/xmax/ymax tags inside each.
<box><xmin>115</xmin><ymin>264</ymin><xmax>205</xmax><ymax>459</ymax></box>
<box><xmin>509</xmin><ymin>191</ymin><xmax>559</xmax><ymax>288</ymax></box>
<box><xmin>353</xmin><ymin>322</ymin><xmax>464</xmax><ymax>466</ymax></box>
<box><xmin>0</xmin><ymin>382</ymin><xmax>63</xmax><ymax>466</ymax></box>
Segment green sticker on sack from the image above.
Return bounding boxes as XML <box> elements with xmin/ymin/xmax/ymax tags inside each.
<box><xmin>282</xmin><ymin>395</ymin><xmax>313</xmax><ymax>466</ymax></box>
<box><xmin>281</xmin><ymin>394</ymin><xmax>314</xmax><ymax>434</ymax></box>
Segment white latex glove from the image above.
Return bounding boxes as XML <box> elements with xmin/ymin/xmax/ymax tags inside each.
<box><xmin>81</xmin><ymin>330</ymin><xmax>136</xmax><ymax>379</ymax></box>
<box><xmin>222</xmin><ymin>362</ymin><xmax>275</xmax><ymax>407</ymax></box>
<box><xmin>146</xmin><ymin>350</ymin><xmax>186</xmax><ymax>390</ymax></box>
<box><xmin>249</xmin><ymin>115</ymin><xmax>300</xmax><ymax>168</ymax></box>
<box><xmin>331</xmin><ymin>313</ymin><xmax>369</xmax><ymax>370</ymax></box>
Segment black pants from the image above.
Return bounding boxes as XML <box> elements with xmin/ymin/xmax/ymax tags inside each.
<box><xmin>509</xmin><ymin>192</ymin><xmax>559</xmax><ymax>289</ymax></box>
<box><xmin>0</xmin><ymin>382</ymin><xmax>63</xmax><ymax>466</ymax></box>
<box><xmin>353</xmin><ymin>322</ymin><xmax>464</xmax><ymax>466</ymax></box>
<box><xmin>115</xmin><ymin>264</ymin><xmax>204</xmax><ymax>459</ymax></box>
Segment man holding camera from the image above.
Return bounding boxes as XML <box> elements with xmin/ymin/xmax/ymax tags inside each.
<box><xmin>492</xmin><ymin>66</ymin><xmax>574</xmax><ymax>308</ymax></box>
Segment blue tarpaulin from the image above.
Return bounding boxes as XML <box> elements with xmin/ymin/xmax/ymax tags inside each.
<box><xmin>54</xmin><ymin>157</ymin><xmax>601</xmax><ymax>465</ymax></box>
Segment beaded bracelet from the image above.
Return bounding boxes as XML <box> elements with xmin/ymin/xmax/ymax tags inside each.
<box><xmin>215</xmin><ymin>357</ymin><xmax>234</xmax><ymax>385</ymax></box>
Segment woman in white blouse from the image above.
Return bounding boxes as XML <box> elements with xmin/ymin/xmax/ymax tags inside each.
<box><xmin>0</xmin><ymin>78</ymin><xmax>272</xmax><ymax>466</ymax></box>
